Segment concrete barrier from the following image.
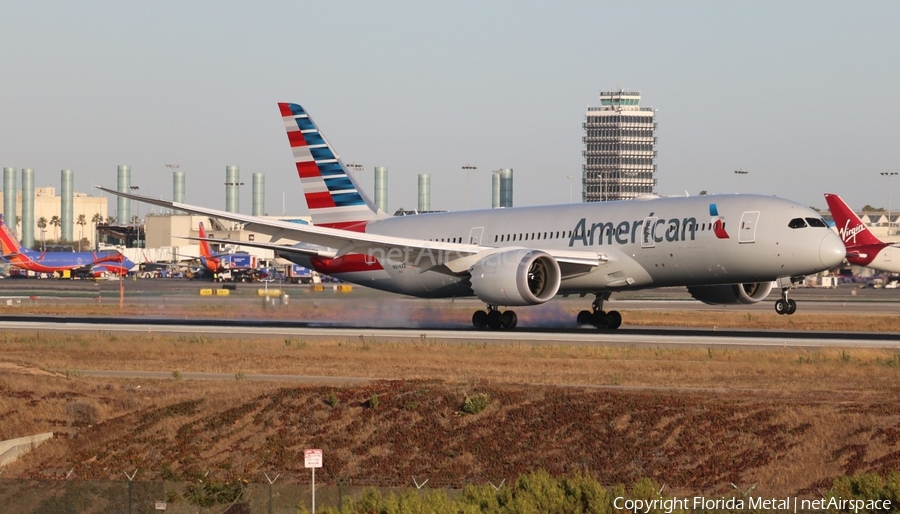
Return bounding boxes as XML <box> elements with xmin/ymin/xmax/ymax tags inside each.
<box><xmin>256</xmin><ymin>289</ymin><xmax>282</xmax><ymax>297</ymax></box>
<box><xmin>199</xmin><ymin>289</ymin><xmax>213</xmax><ymax>296</ymax></box>
<box><xmin>215</xmin><ymin>289</ymin><xmax>230</xmax><ymax>296</ymax></box>
<box><xmin>0</xmin><ymin>432</ymin><xmax>53</xmax><ymax>467</ymax></box>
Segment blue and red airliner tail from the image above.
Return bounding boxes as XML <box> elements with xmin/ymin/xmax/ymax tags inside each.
<box><xmin>279</xmin><ymin>102</ymin><xmax>387</xmax><ymax>231</ymax></box>
<box><xmin>0</xmin><ymin>215</ymin><xmax>133</xmax><ymax>276</ymax></box>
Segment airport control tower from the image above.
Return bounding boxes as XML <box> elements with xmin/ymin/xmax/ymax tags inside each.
<box><xmin>582</xmin><ymin>90</ymin><xmax>657</xmax><ymax>202</ymax></box>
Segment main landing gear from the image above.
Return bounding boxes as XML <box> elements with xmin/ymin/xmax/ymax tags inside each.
<box><xmin>472</xmin><ymin>305</ymin><xmax>518</xmax><ymax>330</ymax></box>
<box><xmin>577</xmin><ymin>293</ymin><xmax>622</xmax><ymax>330</ymax></box>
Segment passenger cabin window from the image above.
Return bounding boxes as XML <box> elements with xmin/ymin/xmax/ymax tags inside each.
<box><xmin>806</xmin><ymin>217</ymin><xmax>828</xmax><ymax>228</ymax></box>
<box><xmin>788</xmin><ymin>218</ymin><xmax>808</xmax><ymax>229</ymax></box>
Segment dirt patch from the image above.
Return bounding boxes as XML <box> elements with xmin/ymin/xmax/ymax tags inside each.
<box><xmin>2</xmin><ymin>331</ymin><xmax>900</xmax><ymax>496</ymax></box>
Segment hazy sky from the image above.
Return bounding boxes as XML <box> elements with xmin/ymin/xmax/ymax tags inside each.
<box><xmin>2</xmin><ymin>2</ymin><xmax>899</xmax><ymax>218</ymax></box>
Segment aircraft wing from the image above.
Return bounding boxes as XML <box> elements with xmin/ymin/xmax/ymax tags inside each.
<box><xmin>179</xmin><ymin>236</ymin><xmax>338</xmax><ymax>259</ymax></box>
<box><xmin>97</xmin><ymin>187</ymin><xmax>611</xmax><ymax>275</ymax></box>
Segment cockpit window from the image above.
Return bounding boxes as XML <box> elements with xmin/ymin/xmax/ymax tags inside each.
<box><xmin>788</xmin><ymin>218</ymin><xmax>808</xmax><ymax>229</ymax></box>
<box><xmin>805</xmin><ymin>217</ymin><xmax>827</xmax><ymax>228</ymax></box>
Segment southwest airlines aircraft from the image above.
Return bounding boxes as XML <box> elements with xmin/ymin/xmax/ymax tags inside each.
<box><xmin>196</xmin><ymin>221</ymin><xmax>240</xmax><ymax>274</ymax></box>
<box><xmin>0</xmin><ymin>214</ymin><xmax>133</xmax><ymax>277</ymax></box>
<box><xmin>100</xmin><ymin>103</ymin><xmax>845</xmax><ymax>329</ymax></box>
<box><xmin>825</xmin><ymin>193</ymin><xmax>900</xmax><ymax>273</ymax></box>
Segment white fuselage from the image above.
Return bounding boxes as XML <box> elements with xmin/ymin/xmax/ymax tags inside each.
<box><xmin>304</xmin><ymin>194</ymin><xmax>845</xmax><ymax>300</ymax></box>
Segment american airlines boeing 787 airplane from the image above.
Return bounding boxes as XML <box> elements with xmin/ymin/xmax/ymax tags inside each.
<box><xmin>100</xmin><ymin>103</ymin><xmax>845</xmax><ymax>329</ymax></box>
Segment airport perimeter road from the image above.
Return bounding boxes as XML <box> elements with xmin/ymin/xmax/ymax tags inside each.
<box><xmin>0</xmin><ymin>318</ymin><xmax>898</xmax><ymax>350</ymax></box>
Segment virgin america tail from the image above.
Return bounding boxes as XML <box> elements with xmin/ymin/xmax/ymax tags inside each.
<box><xmin>824</xmin><ymin>193</ymin><xmax>900</xmax><ymax>273</ymax></box>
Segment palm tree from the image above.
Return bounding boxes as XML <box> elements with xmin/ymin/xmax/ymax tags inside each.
<box><xmin>76</xmin><ymin>214</ymin><xmax>87</xmax><ymax>251</ymax></box>
<box><xmin>37</xmin><ymin>217</ymin><xmax>47</xmax><ymax>251</ymax></box>
<box><xmin>91</xmin><ymin>213</ymin><xmax>103</xmax><ymax>250</ymax></box>
<box><xmin>106</xmin><ymin>216</ymin><xmax>116</xmax><ymax>225</ymax></box>
<box><xmin>49</xmin><ymin>215</ymin><xmax>61</xmax><ymax>241</ymax></box>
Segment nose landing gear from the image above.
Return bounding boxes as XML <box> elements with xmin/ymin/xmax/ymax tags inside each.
<box><xmin>774</xmin><ymin>278</ymin><xmax>799</xmax><ymax>315</ymax></box>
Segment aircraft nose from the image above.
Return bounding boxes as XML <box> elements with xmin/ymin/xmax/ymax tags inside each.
<box><xmin>820</xmin><ymin>231</ymin><xmax>846</xmax><ymax>268</ymax></box>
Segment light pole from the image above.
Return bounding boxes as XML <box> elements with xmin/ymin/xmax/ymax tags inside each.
<box><xmin>129</xmin><ymin>185</ymin><xmax>140</xmax><ymax>215</ymax></box>
<box><xmin>734</xmin><ymin>169</ymin><xmax>749</xmax><ymax>193</ymax></box>
<box><xmin>881</xmin><ymin>171</ymin><xmax>898</xmax><ymax>235</ymax></box>
<box><xmin>566</xmin><ymin>175</ymin><xmax>574</xmax><ymax>203</ymax></box>
<box><xmin>462</xmin><ymin>165</ymin><xmax>477</xmax><ymax>209</ymax></box>
<box><xmin>129</xmin><ymin>186</ymin><xmax>140</xmax><ymax>248</ymax></box>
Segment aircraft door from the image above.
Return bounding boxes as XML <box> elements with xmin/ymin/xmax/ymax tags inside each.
<box><xmin>468</xmin><ymin>227</ymin><xmax>484</xmax><ymax>245</ymax></box>
<box><xmin>641</xmin><ymin>217</ymin><xmax>657</xmax><ymax>248</ymax></box>
<box><xmin>738</xmin><ymin>211</ymin><xmax>760</xmax><ymax>243</ymax></box>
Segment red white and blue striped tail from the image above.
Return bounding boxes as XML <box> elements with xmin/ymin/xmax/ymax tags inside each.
<box><xmin>279</xmin><ymin>103</ymin><xmax>383</xmax><ymax>231</ymax></box>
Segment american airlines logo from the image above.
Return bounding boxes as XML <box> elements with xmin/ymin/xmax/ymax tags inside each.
<box><xmin>568</xmin><ymin>214</ymin><xmax>699</xmax><ymax>247</ymax></box>
<box><xmin>567</xmin><ymin>204</ymin><xmax>729</xmax><ymax>248</ymax></box>
<box><xmin>839</xmin><ymin>220</ymin><xmax>865</xmax><ymax>245</ymax></box>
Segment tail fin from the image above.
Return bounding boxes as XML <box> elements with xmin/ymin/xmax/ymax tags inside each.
<box><xmin>198</xmin><ymin>222</ymin><xmax>213</xmax><ymax>259</ymax></box>
<box><xmin>824</xmin><ymin>193</ymin><xmax>883</xmax><ymax>248</ymax></box>
<box><xmin>197</xmin><ymin>222</ymin><xmax>220</xmax><ymax>271</ymax></box>
<box><xmin>279</xmin><ymin>103</ymin><xmax>383</xmax><ymax>231</ymax></box>
<box><xmin>0</xmin><ymin>214</ymin><xmax>26</xmax><ymax>256</ymax></box>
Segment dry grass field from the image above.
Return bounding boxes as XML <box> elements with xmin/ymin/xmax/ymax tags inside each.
<box><xmin>2</xmin><ymin>310</ymin><xmax>900</xmax><ymax>498</ymax></box>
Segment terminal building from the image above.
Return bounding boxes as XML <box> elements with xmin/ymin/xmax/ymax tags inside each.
<box><xmin>582</xmin><ymin>90</ymin><xmax>657</xmax><ymax>202</ymax></box>
<box><xmin>0</xmin><ymin>186</ymin><xmax>108</xmax><ymax>249</ymax></box>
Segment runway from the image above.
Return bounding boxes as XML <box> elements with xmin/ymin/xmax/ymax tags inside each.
<box><xmin>1</xmin><ymin>315</ymin><xmax>897</xmax><ymax>349</ymax></box>
<box><xmin>0</xmin><ymin>280</ymin><xmax>898</xmax><ymax>349</ymax></box>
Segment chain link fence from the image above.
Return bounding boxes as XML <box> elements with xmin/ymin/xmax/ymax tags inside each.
<box><xmin>0</xmin><ymin>479</ymin><xmax>382</xmax><ymax>513</ymax></box>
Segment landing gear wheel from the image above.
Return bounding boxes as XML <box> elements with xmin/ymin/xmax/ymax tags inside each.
<box><xmin>785</xmin><ymin>299</ymin><xmax>797</xmax><ymax>315</ymax></box>
<box><xmin>472</xmin><ymin>310</ymin><xmax>488</xmax><ymax>329</ymax></box>
<box><xmin>501</xmin><ymin>311</ymin><xmax>518</xmax><ymax>329</ymax></box>
<box><xmin>606</xmin><ymin>310</ymin><xmax>622</xmax><ymax>330</ymax></box>
<box><xmin>592</xmin><ymin>310</ymin><xmax>609</xmax><ymax>329</ymax></box>
<box><xmin>775</xmin><ymin>299</ymin><xmax>787</xmax><ymax>315</ymax></box>
<box><xmin>577</xmin><ymin>310</ymin><xmax>593</xmax><ymax>325</ymax></box>
<box><xmin>487</xmin><ymin>310</ymin><xmax>502</xmax><ymax>329</ymax></box>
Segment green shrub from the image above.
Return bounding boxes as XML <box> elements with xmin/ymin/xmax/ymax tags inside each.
<box><xmin>462</xmin><ymin>392</ymin><xmax>489</xmax><ymax>415</ymax></box>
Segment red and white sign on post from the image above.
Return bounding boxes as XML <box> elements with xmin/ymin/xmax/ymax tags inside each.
<box><xmin>304</xmin><ymin>449</ymin><xmax>323</xmax><ymax>468</ymax></box>
<box><xmin>304</xmin><ymin>449</ymin><xmax>323</xmax><ymax>513</ymax></box>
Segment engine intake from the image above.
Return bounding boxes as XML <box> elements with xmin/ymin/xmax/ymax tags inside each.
<box><xmin>687</xmin><ymin>282</ymin><xmax>774</xmax><ymax>305</ymax></box>
<box><xmin>469</xmin><ymin>249</ymin><xmax>561</xmax><ymax>306</ymax></box>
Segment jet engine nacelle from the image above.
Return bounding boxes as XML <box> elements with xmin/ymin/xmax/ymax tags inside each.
<box><xmin>686</xmin><ymin>282</ymin><xmax>775</xmax><ymax>305</ymax></box>
<box><xmin>469</xmin><ymin>249</ymin><xmax>562</xmax><ymax>306</ymax></box>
